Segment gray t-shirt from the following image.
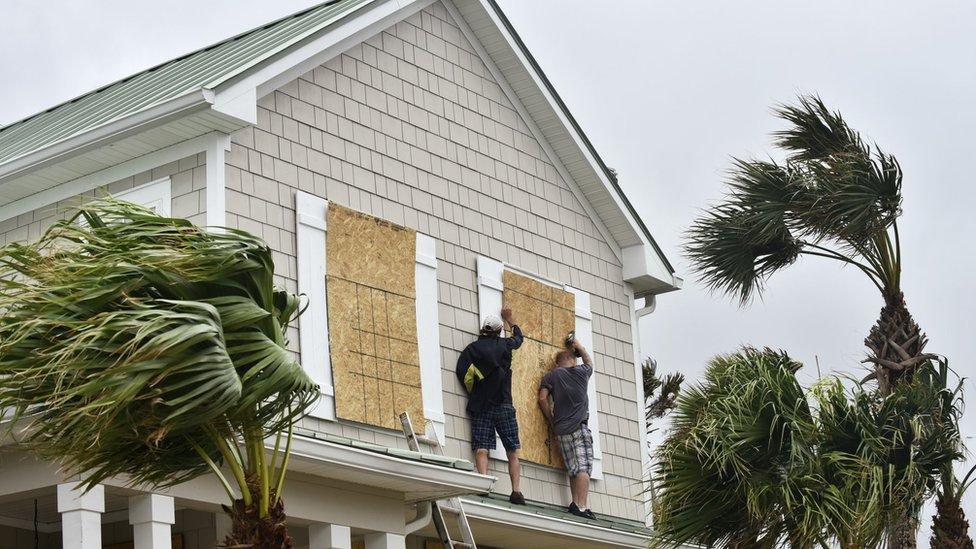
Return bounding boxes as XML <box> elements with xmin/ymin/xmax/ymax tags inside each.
<box><xmin>540</xmin><ymin>362</ymin><xmax>593</xmax><ymax>436</ymax></box>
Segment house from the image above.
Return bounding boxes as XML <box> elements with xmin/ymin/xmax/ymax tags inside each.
<box><xmin>0</xmin><ymin>0</ymin><xmax>681</xmax><ymax>547</ymax></box>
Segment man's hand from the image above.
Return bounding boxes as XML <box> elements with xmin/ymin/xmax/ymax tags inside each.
<box><xmin>500</xmin><ymin>307</ymin><xmax>515</xmax><ymax>327</ymax></box>
<box><xmin>572</xmin><ymin>339</ymin><xmax>592</xmax><ymax>366</ymax></box>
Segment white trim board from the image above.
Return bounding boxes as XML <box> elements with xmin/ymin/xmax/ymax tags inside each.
<box><xmin>475</xmin><ymin>255</ymin><xmax>603</xmax><ymax>480</ymax></box>
<box><xmin>296</xmin><ymin>191</ymin><xmax>335</xmax><ymax>420</ymax></box>
<box><xmin>294</xmin><ymin>191</ymin><xmax>445</xmax><ymax>441</ymax></box>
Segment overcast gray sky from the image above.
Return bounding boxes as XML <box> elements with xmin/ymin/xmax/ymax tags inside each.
<box><xmin>2</xmin><ymin>0</ymin><xmax>974</xmax><ymax>544</ymax></box>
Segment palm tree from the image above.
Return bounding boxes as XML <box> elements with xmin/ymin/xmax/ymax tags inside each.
<box><xmin>813</xmin><ymin>359</ymin><xmax>963</xmax><ymax>548</ymax></box>
<box><xmin>642</xmin><ymin>357</ymin><xmax>684</xmax><ymax>430</ymax></box>
<box><xmin>931</xmin><ymin>465</ymin><xmax>976</xmax><ymax>548</ymax></box>
<box><xmin>686</xmin><ymin>95</ymin><xmax>932</xmax><ymax>396</ymax></box>
<box><xmin>651</xmin><ymin>347</ymin><xmax>843</xmax><ymax>548</ymax></box>
<box><xmin>0</xmin><ymin>199</ymin><xmax>318</xmax><ymax>547</ymax></box>
<box><xmin>652</xmin><ymin>348</ymin><xmax>961</xmax><ymax>548</ymax></box>
<box><xmin>685</xmin><ymin>95</ymin><xmax>956</xmax><ymax>547</ymax></box>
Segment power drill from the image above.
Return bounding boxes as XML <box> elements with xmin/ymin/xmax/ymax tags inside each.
<box><xmin>564</xmin><ymin>331</ymin><xmax>581</xmax><ymax>357</ymax></box>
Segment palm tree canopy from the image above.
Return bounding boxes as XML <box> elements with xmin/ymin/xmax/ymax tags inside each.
<box><xmin>0</xmin><ymin>199</ymin><xmax>318</xmax><ymax>490</ymax></box>
<box><xmin>652</xmin><ymin>347</ymin><xmax>843</xmax><ymax>548</ymax></box>
<box><xmin>687</xmin><ymin>95</ymin><xmax>903</xmax><ymax>303</ymax></box>
<box><xmin>652</xmin><ymin>347</ymin><xmax>962</xmax><ymax>548</ymax></box>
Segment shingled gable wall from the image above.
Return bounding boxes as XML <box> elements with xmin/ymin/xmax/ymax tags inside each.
<box><xmin>223</xmin><ymin>2</ymin><xmax>647</xmax><ymax>520</ymax></box>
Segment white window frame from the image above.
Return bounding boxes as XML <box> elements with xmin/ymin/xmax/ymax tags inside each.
<box><xmin>475</xmin><ymin>256</ymin><xmax>603</xmax><ymax>479</ymax></box>
<box><xmin>295</xmin><ymin>191</ymin><xmax>445</xmax><ymax>443</ymax></box>
<box><xmin>113</xmin><ymin>178</ymin><xmax>171</xmax><ymax>216</ymax></box>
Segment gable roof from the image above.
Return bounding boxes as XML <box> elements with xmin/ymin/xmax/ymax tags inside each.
<box><xmin>0</xmin><ymin>0</ymin><xmax>679</xmax><ymax>294</ymax></box>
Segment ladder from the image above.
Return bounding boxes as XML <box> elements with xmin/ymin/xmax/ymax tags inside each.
<box><xmin>399</xmin><ymin>412</ymin><xmax>478</xmax><ymax>549</ymax></box>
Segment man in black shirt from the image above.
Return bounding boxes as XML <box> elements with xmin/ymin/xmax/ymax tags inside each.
<box><xmin>455</xmin><ymin>307</ymin><xmax>526</xmax><ymax>504</ymax></box>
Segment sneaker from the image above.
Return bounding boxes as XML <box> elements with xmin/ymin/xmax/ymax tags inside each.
<box><xmin>582</xmin><ymin>508</ymin><xmax>597</xmax><ymax>520</ymax></box>
<box><xmin>509</xmin><ymin>491</ymin><xmax>526</xmax><ymax>505</ymax></box>
<box><xmin>568</xmin><ymin>502</ymin><xmax>588</xmax><ymax>518</ymax></box>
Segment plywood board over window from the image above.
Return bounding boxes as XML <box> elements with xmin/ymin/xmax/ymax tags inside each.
<box><xmin>325</xmin><ymin>204</ymin><xmax>424</xmax><ymax>431</ymax></box>
<box><xmin>502</xmin><ymin>270</ymin><xmax>575</xmax><ymax>469</ymax></box>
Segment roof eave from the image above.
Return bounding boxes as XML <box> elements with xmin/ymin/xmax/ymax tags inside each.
<box><xmin>0</xmin><ymin>89</ymin><xmax>214</xmax><ymax>185</ymax></box>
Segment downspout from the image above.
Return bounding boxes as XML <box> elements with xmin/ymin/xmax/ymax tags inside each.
<box><xmin>405</xmin><ymin>501</ymin><xmax>432</xmax><ymax>534</ymax></box>
<box><xmin>636</xmin><ymin>295</ymin><xmax>656</xmax><ymax>319</ymax></box>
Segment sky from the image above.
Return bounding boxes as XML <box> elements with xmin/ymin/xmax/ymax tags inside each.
<box><xmin>2</xmin><ymin>0</ymin><xmax>974</xmax><ymax>544</ymax></box>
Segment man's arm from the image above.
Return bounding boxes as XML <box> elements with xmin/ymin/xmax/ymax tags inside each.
<box><xmin>501</xmin><ymin>307</ymin><xmax>523</xmax><ymax>349</ymax></box>
<box><xmin>537</xmin><ymin>387</ymin><xmax>554</xmax><ymax>425</ymax></box>
<box><xmin>573</xmin><ymin>339</ymin><xmax>592</xmax><ymax>366</ymax></box>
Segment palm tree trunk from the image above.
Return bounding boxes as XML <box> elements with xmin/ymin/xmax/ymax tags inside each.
<box><xmin>865</xmin><ymin>291</ymin><xmax>930</xmax><ymax>395</ymax></box>
<box><xmin>222</xmin><ymin>483</ymin><xmax>292</xmax><ymax>548</ymax></box>
<box><xmin>888</xmin><ymin>508</ymin><xmax>919</xmax><ymax>549</ymax></box>
<box><xmin>931</xmin><ymin>490</ymin><xmax>975</xmax><ymax>549</ymax></box>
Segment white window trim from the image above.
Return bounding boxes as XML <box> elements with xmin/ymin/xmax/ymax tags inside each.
<box><xmin>296</xmin><ymin>191</ymin><xmax>335</xmax><ymax>421</ymax></box>
<box><xmin>475</xmin><ymin>256</ymin><xmax>603</xmax><ymax>480</ymax></box>
<box><xmin>295</xmin><ymin>191</ymin><xmax>445</xmax><ymax>441</ymax></box>
<box><xmin>416</xmin><ymin>233</ymin><xmax>446</xmax><ymax>445</ymax></box>
<box><xmin>113</xmin><ymin>177</ymin><xmax>171</xmax><ymax>216</ymax></box>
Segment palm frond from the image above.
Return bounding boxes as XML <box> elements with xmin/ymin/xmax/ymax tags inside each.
<box><xmin>686</xmin><ymin>95</ymin><xmax>904</xmax><ymax>302</ymax></box>
<box><xmin>0</xmin><ymin>199</ymin><xmax>318</xmax><ymax>492</ymax></box>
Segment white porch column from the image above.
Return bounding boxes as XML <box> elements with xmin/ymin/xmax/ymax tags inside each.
<box><xmin>364</xmin><ymin>532</ymin><xmax>406</xmax><ymax>549</ymax></box>
<box><xmin>129</xmin><ymin>494</ymin><xmax>175</xmax><ymax>549</ymax></box>
<box><xmin>57</xmin><ymin>482</ymin><xmax>104</xmax><ymax>549</ymax></box>
<box><xmin>309</xmin><ymin>523</ymin><xmax>352</xmax><ymax>549</ymax></box>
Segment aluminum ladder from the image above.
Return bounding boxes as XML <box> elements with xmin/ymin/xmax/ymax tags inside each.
<box><xmin>399</xmin><ymin>411</ymin><xmax>477</xmax><ymax>549</ymax></box>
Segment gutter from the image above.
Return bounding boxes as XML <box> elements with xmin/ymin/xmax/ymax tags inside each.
<box><xmin>0</xmin><ymin>89</ymin><xmax>214</xmax><ymax>185</ymax></box>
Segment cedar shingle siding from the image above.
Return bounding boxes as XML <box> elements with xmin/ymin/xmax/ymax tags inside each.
<box><xmin>224</xmin><ymin>3</ymin><xmax>646</xmax><ymax>519</ymax></box>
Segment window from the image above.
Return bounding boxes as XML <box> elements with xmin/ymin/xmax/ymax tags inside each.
<box><xmin>295</xmin><ymin>192</ymin><xmax>445</xmax><ymax>443</ymax></box>
<box><xmin>476</xmin><ymin>256</ymin><xmax>603</xmax><ymax>479</ymax></box>
<box><xmin>113</xmin><ymin>178</ymin><xmax>171</xmax><ymax>216</ymax></box>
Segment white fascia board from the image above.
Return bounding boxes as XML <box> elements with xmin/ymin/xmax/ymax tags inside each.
<box><xmin>0</xmin><ymin>131</ymin><xmax>226</xmax><ymax>224</ymax></box>
<box><xmin>211</xmin><ymin>0</ymin><xmax>437</xmax><ymax>126</ymax></box>
<box><xmin>442</xmin><ymin>0</ymin><xmax>623</xmax><ymax>264</ymax></box>
<box><xmin>287</xmin><ymin>434</ymin><xmax>494</xmax><ymax>498</ymax></box>
<box><xmin>461</xmin><ymin>496</ymin><xmax>651</xmax><ymax>548</ymax></box>
<box><xmin>0</xmin><ymin>89</ymin><xmax>214</xmax><ymax>184</ymax></box>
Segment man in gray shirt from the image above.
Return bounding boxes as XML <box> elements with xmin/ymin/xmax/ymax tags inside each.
<box><xmin>537</xmin><ymin>338</ymin><xmax>595</xmax><ymax>519</ymax></box>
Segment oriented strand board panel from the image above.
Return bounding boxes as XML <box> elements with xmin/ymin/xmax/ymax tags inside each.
<box><xmin>502</xmin><ymin>270</ymin><xmax>575</xmax><ymax>468</ymax></box>
<box><xmin>326</xmin><ymin>204</ymin><xmax>424</xmax><ymax>430</ymax></box>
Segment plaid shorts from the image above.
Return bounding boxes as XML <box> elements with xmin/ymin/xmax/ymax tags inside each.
<box><xmin>557</xmin><ymin>424</ymin><xmax>594</xmax><ymax>477</ymax></box>
<box><xmin>470</xmin><ymin>404</ymin><xmax>520</xmax><ymax>452</ymax></box>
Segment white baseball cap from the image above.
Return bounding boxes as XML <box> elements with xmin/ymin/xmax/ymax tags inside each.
<box><xmin>481</xmin><ymin>314</ymin><xmax>503</xmax><ymax>332</ymax></box>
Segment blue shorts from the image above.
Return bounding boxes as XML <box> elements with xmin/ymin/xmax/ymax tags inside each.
<box><xmin>470</xmin><ymin>404</ymin><xmax>520</xmax><ymax>452</ymax></box>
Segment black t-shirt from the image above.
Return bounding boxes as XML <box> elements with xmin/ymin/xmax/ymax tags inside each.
<box><xmin>455</xmin><ymin>325</ymin><xmax>524</xmax><ymax>415</ymax></box>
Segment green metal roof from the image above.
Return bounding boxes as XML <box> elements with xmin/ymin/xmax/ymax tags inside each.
<box><xmin>0</xmin><ymin>0</ymin><xmax>373</xmax><ymax>166</ymax></box>
<box><xmin>294</xmin><ymin>427</ymin><xmax>475</xmax><ymax>471</ymax></box>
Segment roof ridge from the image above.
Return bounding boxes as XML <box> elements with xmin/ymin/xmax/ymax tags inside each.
<box><xmin>0</xmin><ymin>0</ymin><xmax>345</xmax><ymax>133</ymax></box>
